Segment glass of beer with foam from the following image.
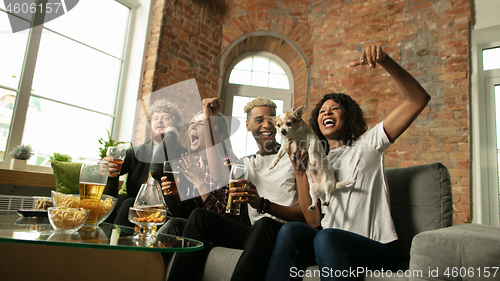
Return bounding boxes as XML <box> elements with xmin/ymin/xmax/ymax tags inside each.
<box><xmin>226</xmin><ymin>164</ymin><xmax>247</xmax><ymax>215</ymax></box>
<box><xmin>106</xmin><ymin>146</ymin><xmax>126</xmax><ymax>176</ymax></box>
<box><xmin>79</xmin><ymin>159</ymin><xmax>109</xmax><ymax>230</ymax></box>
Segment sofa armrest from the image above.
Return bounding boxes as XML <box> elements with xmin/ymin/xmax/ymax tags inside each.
<box><xmin>409</xmin><ymin>224</ymin><xmax>500</xmax><ymax>280</ymax></box>
<box><xmin>202</xmin><ymin>246</ymin><xmax>243</xmax><ymax>281</ymax></box>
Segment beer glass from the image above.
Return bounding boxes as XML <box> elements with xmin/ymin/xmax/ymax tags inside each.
<box><xmin>226</xmin><ymin>164</ymin><xmax>247</xmax><ymax>215</ymax></box>
<box><xmin>79</xmin><ymin>159</ymin><xmax>109</xmax><ymax>229</ymax></box>
<box><xmin>106</xmin><ymin>146</ymin><xmax>126</xmax><ymax>176</ymax></box>
<box><xmin>163</xmin><ymin>160</ymin><xmax>179</xmax><ymax>196</ymax></box>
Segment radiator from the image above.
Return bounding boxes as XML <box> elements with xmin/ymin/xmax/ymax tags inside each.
<box><xmin>0</xmin><ymin>195</ymin><xmax>35</xmax><ymax>210</ymax></box>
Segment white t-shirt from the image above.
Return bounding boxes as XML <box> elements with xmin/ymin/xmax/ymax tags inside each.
<box><xmin>321</xmin><ymin>122</ymin><xmax>398</xmax><ymax>244</ymax></box>
<box><xmin>242</xmin><ymin>153</ymin><xmax>298</xmax><ymax>225</ymax></box>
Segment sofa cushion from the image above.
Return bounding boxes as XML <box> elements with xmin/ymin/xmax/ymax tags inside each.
<box><xmin>51</xmin><ymin>162</ymin><xmax>82</xmax><ymax>194</ymax></box>
<box><xmin>203</xmin><ymin>245</ymin><xmax>243</xmax><ymax>281</ymax></box>
<box><xmin>191</xmin><ymin>163</ymin><xmax>453</xmax><ymax>281</ymax></box>
<box><xmin>386</xmin><ymin>163</ymin><xmax>453</xmax><ymax>261</ymax></box>
<box><xmin>410</xmin><ymin>224</ymin><xmax>500</xmax><ymax>280</ymax></box>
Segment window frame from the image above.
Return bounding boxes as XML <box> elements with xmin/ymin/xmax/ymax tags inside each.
<box><xmin>0</xmin><ymin>0</ymin><xmax>150</xmax><ymax>173</ymax></box>
<box><xmin>471</xmin><ymin>24</ymin><xmax>500</xmax><ymax>226</ymax></box>
<box><xmin>221</xmin><ymin>52</ymin><xmax>294</xmax><ymax>158</ymax></box>
<box><xmin>222</xmin><ymin>51</ymin><xmax>294</xmax><ymax>116</ymax></box>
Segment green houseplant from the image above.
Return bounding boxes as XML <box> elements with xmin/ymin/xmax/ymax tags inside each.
<box><xmin>9</xmin><ymin>144</ymin><xmax>34</xmax><ymax>160</ymax></box>
<box><xmin>9</xmin><ymin>144</ymin><xmax>34</xmax><ymax>170</ymax></box>
<box><xmin>98</xmin><ymin>130</ymin><xmax>128</xmax><ymax>159</ymax></box>
<box><xmin>49</xmin><ymin>152</ymin><xmax>72</xmax><ymax>162</ymax></box>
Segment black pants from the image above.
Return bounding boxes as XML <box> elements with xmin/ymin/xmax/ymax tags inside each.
<box><xmin>113</xmin><ymin>196</ymin><xmax>136</xmax><ymax>227</ymax></box>
<box><xmin>167</xmin><ymin>208</ymin><xmax>284</xmax><ymax>281</ymax></box>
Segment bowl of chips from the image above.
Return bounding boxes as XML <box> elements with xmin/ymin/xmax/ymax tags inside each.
<box><xmin>33</xmin><ymin>196</ymin><xmax>53</xmax><ymax>210</ymax></box>
<box><xmin>128</xmin><ymin>207</ymin><xmax>167</xmax><ymax>227</ymax></box>
<box><xmin>95</xmin><ymin>195</ymin><xmax>118</xmax><ymax>225</ymax></box>
<box><xmin>51</xmin><ymin>191</ymin><xmax>79</xmax><ymax>208</ymax></box>
<box><xmin>47</xmin><ymin>207</ymin><xmax>90</xmax><ymax>233</ymax></box>
<box><xmin>51</xmin><ymin>191</ymin><xmax>118</xmax><ymax>225</ymax></box>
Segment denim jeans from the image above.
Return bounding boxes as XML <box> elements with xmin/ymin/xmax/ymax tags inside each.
<box><xmin>265</xmin><ymin>222</ymin><xmax>398</xmax><ymax>281</ymax></box>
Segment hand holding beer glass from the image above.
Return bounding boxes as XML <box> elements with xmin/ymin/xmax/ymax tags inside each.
<box><xmin>226</xmin><ymin>164</ymin><xmax>247</xmax><ymax>215</ymax></box>
<box><xmin>162</xmin><ymin>160</ymin><xmax>179</xmax><ymax>197</ymax></box>
<box><xmin>79</xmin><ymin>159</ymin><xmax>109</xmax><ymax>230</ymax></box>
<box><xmin>106</xmin><ymin>146</ymin><xmax>126</xmax><ymax>177</ymax></box>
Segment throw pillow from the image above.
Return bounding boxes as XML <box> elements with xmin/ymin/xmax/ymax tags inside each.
<box><xmin>51</xmin><ymin>161</ymin><xmax>82</xmax><ymax>194</ymax></box>
<box><xmin>119</xmin><ymin>180</ymin><xmax>127</xmax><ymax>195</ymax></box>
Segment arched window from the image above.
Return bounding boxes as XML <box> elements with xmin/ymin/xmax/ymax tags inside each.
<box><xmin>223</xmin><ymin>52</ymin><xmax>293</xmax><ymax>158</ymax></box>
<box><xmin>229</xmin><ymin>56</ymin><xmax>290</xmax><ymax>89</ymax></box>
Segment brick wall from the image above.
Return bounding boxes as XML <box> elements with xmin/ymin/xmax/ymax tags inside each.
<box><xmin>306</xmin><ymin>0</ymin><xmax>470</xmax><ymax>224</ymax></box>
<box><xmin>142</xmin><ymin>0</ymin><xmax>471</xmax><ymax>224</ymax></box>
<box><xmin>134</xmin><ymin>0</ymin><xmax>224</xmax><ymax>145</ymax></box>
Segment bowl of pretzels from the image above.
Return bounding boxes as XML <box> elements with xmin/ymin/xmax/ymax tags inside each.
<box><xmin>51</xmin><ymin>191</ymin><xmax>118</xmax><ymax>225</ymax></box>
<box><xmin>47</xmin><ymin>207</ymin><xmax>90</xmax><ymax>232</ymax></box>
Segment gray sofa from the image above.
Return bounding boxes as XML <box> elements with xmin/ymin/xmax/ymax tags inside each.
<box><xmin>166</xmin><ymin>163</ymin><xmax>500</xmax><ymax>280</ymax></box>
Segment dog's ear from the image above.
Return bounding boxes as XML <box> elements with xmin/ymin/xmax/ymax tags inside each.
<box><xmin>293</xmin><ymin>106</ymin><xmax>306</xmax><ymax>118</ymax></box>
<box><xmin>264</xmin><ymin>115</ymin><xmax>276</xmax><ymax>125</ymax></box>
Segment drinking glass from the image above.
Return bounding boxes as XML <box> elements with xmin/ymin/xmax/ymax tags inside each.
<box><xmin>106</xmin><ymin>145</ymin><xmax>126</xmax><ymax>176</ymax></box>
<box><xmin>79</xmin><ymin>159</ymin><xmax>109</xmax><ymax>230</ymax></box>
<box><xmin>163</xmin><ymin>160</ymin><xmax>179</xmax><ymax>196</ymax></box>
<box><xmin>128</xmin><ymin>207</ymin><xmax>167</xmax><ymax>243</ymax></box>
<box><xmin>132</xmin><ymin>176</ymin><xmax>167</xmax><ymax>241</ymax></box>
<box><xmin>226</xmin><ymin>164</ymin><xmax>247</xmax><ymax>215</ymax></box>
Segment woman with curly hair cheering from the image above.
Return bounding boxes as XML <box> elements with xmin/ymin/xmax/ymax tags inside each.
<box><xmin>265</xmin><ymin>45</ymin><xmax>431</xmax><ymax>281</ymax></box>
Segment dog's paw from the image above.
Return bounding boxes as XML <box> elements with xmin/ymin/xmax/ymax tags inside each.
<box><xmin>322</xmin><ymin>201</ymin><xmax>330</xmax><ymax>206</ymax></box>
<box><xmin>309</xmin><ymin>158</ymin><xmax>317</xmax><ymax>168</ymax></box>
<box><xmin>308</xmin><ymin>205</ymin><xmax>316</xmax><ymax>211</ymax></box>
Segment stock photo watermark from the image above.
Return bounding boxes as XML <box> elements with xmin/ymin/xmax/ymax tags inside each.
<box><xmin>290</xmin><ymin>266</ymin><xmax>499</xmax><ymax>279</ymax></box>
<box><xmin>3</xmin><ymin>0</ymin><xmax>79</xmax><ymax>33</ymax></box>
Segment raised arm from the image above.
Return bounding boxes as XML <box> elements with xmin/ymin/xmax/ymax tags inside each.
<box><xmin>349</xmin><ymin>45</ymin><xmax>431</xmax><ymax>142</ymax></box>
<box><xmin>202</xmin><ymin>98</ymin><xmax>230</xmax><ymax>183</ymax></box>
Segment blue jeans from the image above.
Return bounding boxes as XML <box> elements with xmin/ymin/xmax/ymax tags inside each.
<box><xmin>265</xmin><ymin>222</ymin><xmax>398</xmax><ymax>281</ymax></box>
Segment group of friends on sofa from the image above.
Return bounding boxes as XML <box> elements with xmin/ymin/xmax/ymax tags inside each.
<box><xmin>104</xmin><ymin>45</ymin><xmax>431</xmax><ymax>281</ymax></box>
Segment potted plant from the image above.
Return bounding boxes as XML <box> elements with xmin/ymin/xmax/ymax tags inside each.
<box><xmin>9</xmin><ymin>144</ymin><xmax>34</xmax><ymax>170</ymax></box>
<box><xmin>98</xmin><ymin>129</ymin><xmax>128</xmax><ymax>159</ymax></box>
<box><xmin>49</xmin><ymin>152</ymin><xmax>72</xmax><ymax>162</ymax></box>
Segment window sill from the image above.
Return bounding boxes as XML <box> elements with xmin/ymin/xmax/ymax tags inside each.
<box><xmin>0</xmin><ymin>168</ymin><xmax>56</xmax><ymax>188</ymax></box>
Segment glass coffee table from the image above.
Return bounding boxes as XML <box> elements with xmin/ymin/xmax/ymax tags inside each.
<box><xmin>0</xmin><ymin>210</ymin><xmax>202</xmax><ymax>281</ymax></box>
<box><xmin>0</xmin><ymin>210</ymin><xmax>202</xmax><ymax>252</ymax></box>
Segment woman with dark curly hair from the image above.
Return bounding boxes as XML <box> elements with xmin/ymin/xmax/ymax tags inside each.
<box><xmin>309</xmin><ymin>93</ymin><xmax>368</xmax><ymax>154</ymax></box>
<box><xmin>265</xmin><ymin>45</ymin><xmax>431</xmax><ymax>281</ymax></box>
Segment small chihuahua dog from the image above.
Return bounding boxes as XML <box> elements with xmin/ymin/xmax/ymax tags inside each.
<box><xmin>266</xmin><ymin>106</ymin><xmax>355</xmax><ymax>210</ymax></box>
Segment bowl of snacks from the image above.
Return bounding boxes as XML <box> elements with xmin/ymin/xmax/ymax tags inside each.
<box><xmin>128</xmin><ymin>207</ymin><xmax>167</xmax><ymax>242</ymax></box>
<box><xmin>51</xmin><ymin>191</ymin><xmax>80</xmax><ymax>208</ymax></box>
<box><xmin>95</xmin><ymin>195</ymin><xmax>118</xmax><ymax>225</ymax></box>
<box><xmin>51</xmin><ymin>191</ymin><xmax>118</xmax><ymax>225</ymax></box>
<box><xmin>47</xmin><ymin>207</ymin><xmax>90</xmax><ymax>233</ymax></box>
<box><xmin>128</xmin><ymin>207</ymin><xmax>167</xmax><ymax>226</ymax></box>
<box><xmin>33</xmin><ymin>196</ymin><xmax>53</xmax><ymax>210</ymax></box>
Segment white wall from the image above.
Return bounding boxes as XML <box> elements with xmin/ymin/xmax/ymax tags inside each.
<box><xmin>115</xmin><ymin>0</ymin><xmax>153</xmax><ymax>144</ymax></box>
<box><xmin>473</xmin><ymin>0</ymin><xmax>500</xmax><ymax>30</ymax></box>
<box><xmin>471</xmin><ymin>0</ymin><xmax>500</xmax><ymax>225</ymax></box>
